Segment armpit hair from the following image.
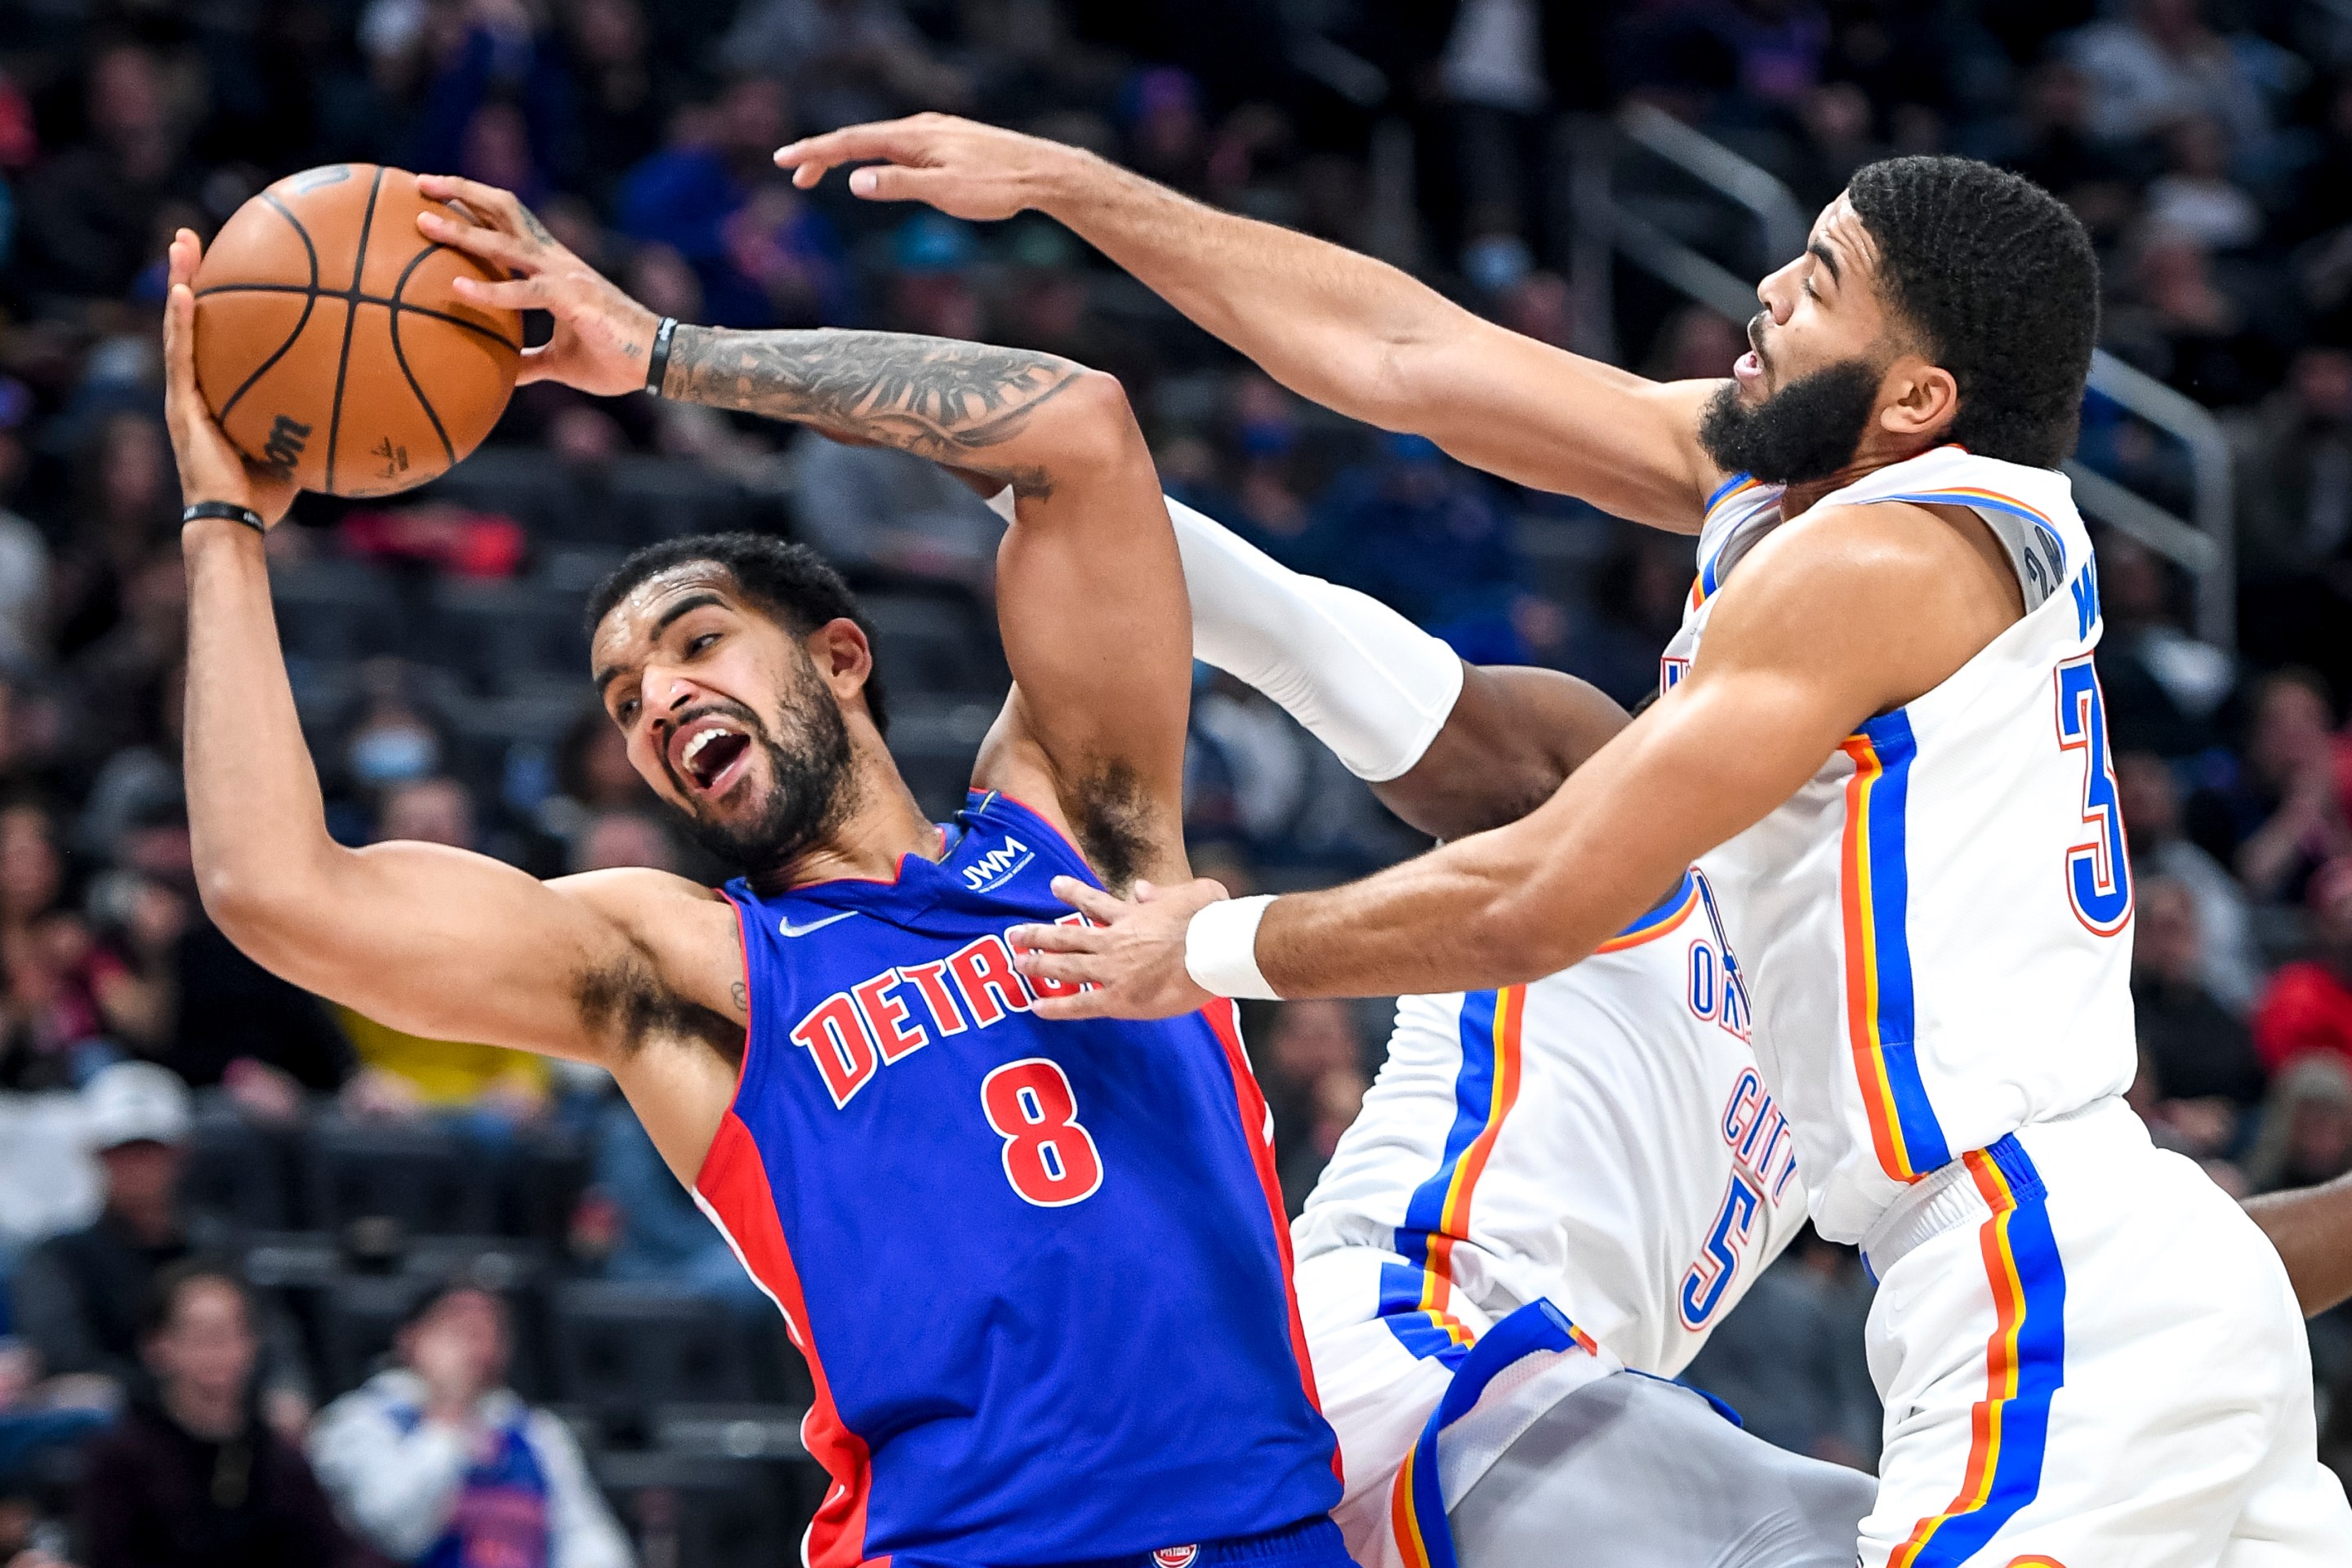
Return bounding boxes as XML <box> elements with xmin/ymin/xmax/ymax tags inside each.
<box><xmin>1066</xmin><ymin>757</ymin><xmax>1159</xmax><ymax>895</ymax></box>
<box><xmin>575</xmin><ymin>940</ymin><xmax>744</xmax><ymax>1069</ymax></box>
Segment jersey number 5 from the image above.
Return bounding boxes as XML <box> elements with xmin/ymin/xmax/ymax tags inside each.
<box><xmin>981</xmin><ymin>1058</ymin><xmax>1105</xmax><ymax>1207</ymax></box>
<box><xmin>2055</xmin><ymin>655</ymin><xmax>2132</xmax><ymax>935</ymax></box>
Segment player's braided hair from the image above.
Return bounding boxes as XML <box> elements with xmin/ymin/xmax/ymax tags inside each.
<box><xmin>586</xmin><ymin>532</ymin><xmax>890</xmax><ymax>737</ymax></box>
<box><xmin>1845</xmin><ymin>156</ymin><xmax>2099</xmax><ymax>470</ymax></box>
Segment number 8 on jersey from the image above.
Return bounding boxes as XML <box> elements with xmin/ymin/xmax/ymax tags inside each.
<box><xmin>982</xmin><ymin>1058</ymin><xmax>1105</xmax><ymax>1206</ymax></box>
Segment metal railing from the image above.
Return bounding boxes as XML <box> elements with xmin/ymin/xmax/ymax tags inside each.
<box><xmin>1565</xmin><ymin>109</ymin><xmax>2238</xmax><ymax>647</ymax></box>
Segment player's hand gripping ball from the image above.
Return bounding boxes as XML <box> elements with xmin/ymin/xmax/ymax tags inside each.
<box><xmin>190</xmin><ymin>163</ymin><xmax>522</xmax><ymax>498</ymax></box>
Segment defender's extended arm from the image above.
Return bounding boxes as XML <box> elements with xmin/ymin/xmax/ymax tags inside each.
<box><xmin>773</xmin><ymin>117</ymin><xmax>1728</xmax><ymax>532</ymax></box>
<box><xmin>1004</xmin><ymin>497</ymin><xmax>2029</xmax><ymax>1018</ymax></box>
<box><xmin>1163</xmin><ymin>496</ymin><xmax>1629</xmax><ymax>840</ymax></box>
<box><xmin>2246</xmin><ymin>1174</ymin><xmax>2352</xmax><ymax>1316</ymax></box>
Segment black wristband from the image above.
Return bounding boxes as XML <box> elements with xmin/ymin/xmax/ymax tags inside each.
<box><xmin>644</xmin><ymin>316</ymin><xmax>679</xmax><ymax>397</ymax></box>
<box><xmin>183</xmin><ymin>501</ymin><xmax>267</xmax><ymax>533</ymax></box>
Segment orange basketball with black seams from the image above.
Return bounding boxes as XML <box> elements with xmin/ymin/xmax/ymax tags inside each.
<box><xmin>191</xmin><ymin>163</ymin><xmax>522</xmax><ymax>498</ymax></box>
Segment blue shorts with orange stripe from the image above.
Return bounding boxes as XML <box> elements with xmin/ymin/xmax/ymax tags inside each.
<box><xmin>1859</xmin><ymin>1098</ymin><xmax>2352</xmax><ymax>1567</ymax></box>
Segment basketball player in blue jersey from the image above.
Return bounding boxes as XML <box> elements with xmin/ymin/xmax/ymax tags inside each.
<box><xmin>780</xmin><ymin>122</ymin><xmax>2352</xmax><ymax>1563</ymax></box>
<box><xmin>154</xmin><ymin>196</ymin><xmax>1351</xmax><ymax>1568</ymax></box>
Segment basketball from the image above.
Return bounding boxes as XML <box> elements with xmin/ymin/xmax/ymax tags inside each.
<box><xmin>191</xmin><ymin>163</ymin><xmax>522</xmax><ymax>499</ymax></box>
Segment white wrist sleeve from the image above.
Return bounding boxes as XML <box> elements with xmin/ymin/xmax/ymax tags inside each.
<box><xmin>981</xmin><ymin>485</ymin><xmax>1463</xmax><ymax>782</ymax></box>
<box><xmin>1184</xmin><ymin>894</ymin><xmax>1281</xmax><ymax>1000</ymax></box>
<box><xmin>1163</xmin><ymin>497</ymin><xmax>1463</xmax><ymax>782</ymax></box>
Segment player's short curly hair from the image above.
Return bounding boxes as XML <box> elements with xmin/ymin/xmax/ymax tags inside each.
<box><xmin>1846</xmin><ymin>156</ymin><xmax>2099</xmax><ymax>470</ymax></box>
<box><xmin>586</xmin><ymin>532</ymin><xmax>889</xmax><ymax>737</ymax></box>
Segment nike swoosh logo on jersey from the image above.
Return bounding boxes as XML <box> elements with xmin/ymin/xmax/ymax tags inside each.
<box><xmin>777</xmin><ymin>911</ymin><xmax>859</xmax><ymax>938</ymax></box>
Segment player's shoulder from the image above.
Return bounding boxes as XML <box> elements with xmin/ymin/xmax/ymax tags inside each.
<box><xmin>1696</xmin><ymin>492</ymin><xmax>2020</xmax><ymax>697</ymax></box>
<box><xmin>550</xmin><ymin>863</ymin><xmax>730</xmax><ymax>911</ymax></box>
<box><xmin>548</xmin><ymin>866</ymin><xmax>738</xmax><ymax>951</ymax></box>
<box><xmin>1718</xmin><ymin>495</ymin><xmax>1964</xmax><ymax>617</ymax></box>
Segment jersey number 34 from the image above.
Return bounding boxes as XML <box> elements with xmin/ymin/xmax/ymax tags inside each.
<box><xmin>2055</xmin><ymin>655</ymin><xmax>2132</xmax><ymax>935</ymax></box>
<box><xmin>981</xmin><ymin>1058</ymin><xmax>1106</xmax><ymax>1207</ymax></box>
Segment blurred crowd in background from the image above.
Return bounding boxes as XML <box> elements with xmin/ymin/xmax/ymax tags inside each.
<box><xmin>2</xmin><ymin>0</ymin><xmax>2352</xmax><ymax>1562</ymax></box>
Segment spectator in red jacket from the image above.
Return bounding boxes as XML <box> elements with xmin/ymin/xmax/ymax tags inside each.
<box><xmin>2253</xmin><ymin>858</ymin><xmax>2352</xmax><ymax>1076</ymax></box>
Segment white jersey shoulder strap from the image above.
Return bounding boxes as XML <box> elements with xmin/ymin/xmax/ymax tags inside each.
<box><xmin>1815</xmin><ymin>446</ymin><xmax>2081</xmax><ymax>615</ymax></box>
<box><xmin>1692</xmin><ymin>473</ymin><xmax>1788</xmax><ymax>612</ymax></box>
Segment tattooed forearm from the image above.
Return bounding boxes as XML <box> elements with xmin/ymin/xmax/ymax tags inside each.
<box><xmin>662</xmin><ymin>326</ymin><xmax>1084</xmax><ymax>489</ymax></box>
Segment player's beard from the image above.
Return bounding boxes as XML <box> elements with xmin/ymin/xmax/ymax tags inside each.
<box><xmin>671</xmin><ymin>655</ymin><xmax>859</xmax><ymax>879</ymax></box>
<box><xmin>1697</xmin><ymin>355</ymin><xmax>1883</xmax><ymax>486</ymax></box>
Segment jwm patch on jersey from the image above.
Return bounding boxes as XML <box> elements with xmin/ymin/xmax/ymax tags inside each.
<box><xmin>693</xmin><ymin>793</ymin><xmax>1339</xmax><ymax>1568</ymax></box>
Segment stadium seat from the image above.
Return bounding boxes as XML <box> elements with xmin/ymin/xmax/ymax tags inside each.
<box><xmin>181</xmin><ymin>1109</ymin><xmax>296</xmax><ymax>1233</ymax></box>
<box><xmin>303</xmin><ymin>1119</ymin><xmax>500</xmax><ymax>1238</ymax></box>
<box><xmin>419</xmin><ymin>448</ymin><xmax>612</xmax><ymax>545</ymax></box>
<box><xmin>430</xmin><ymin>579</ymin><xmax>592</xmax><ymax>694</ymax></box>
<box><xmin>859</xmin><ymin>592</ymin><xmax>1007</xmax><ymax>698</ymax></box>
<box><xmin>315</xmin><ymin>1274</ymin><xmax>420</xmax><ymax>1396</ymax></box>
<box><xmin>267</xmin><ymin>559</ymin><xmax>409</xmax><ymax>665</ymax></box>
<box><xmin>595</xmin><ymin>1452</ymin><xmax>814</xmax><ymax>1568</ymax></box>
<box><xmin>547</xmin><ymin>1282</ymin><xmax>752</xmax><ymax>1412</ymax></box>
<box><xmin>885</xmin><ymin>695</ymin><xmax>1000</xmax><ymax>821</ymax></box>
<box><xmin>604</xmin><ymin>456</ymin><xmax>753</xmax><ymax>544</ymax></box>
<box><xmin>314</xmin><ymin>1271</ymin><xmax>546</xmax><ymax>1401</ymax></box>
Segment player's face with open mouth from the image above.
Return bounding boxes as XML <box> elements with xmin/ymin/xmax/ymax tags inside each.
<box><xmin>1697</xmin><ymin>192</ymin><xmax>1913</xmax><ymax>485</ymax></box>
<box><xmin>591</xmin><ymin>564</ymin><xmax>858</xmax><ymax>874</ymax></box>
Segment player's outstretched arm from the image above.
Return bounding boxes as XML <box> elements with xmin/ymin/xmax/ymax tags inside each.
<box><xmin>163</xmin><ymin>232</ymin><xmax>740</xmax><ymax>1089</ymax></box>
<box><xmin>2245</xmin><ymin>1174</ymin><xmax>2352</xmax><ymax>1316</ymax></box>
<box><xmin>1165</xmin><ymin>496</ymin><xmax>1629</xmax><ymax>840</ymax></box>
<box><xmin>774</xmin><ymin>116</ymin><xmax>1726</xmax><ymax>532</ymax></box>
<box><xmin>1008</xmin><ymin>498</ymin><xmax>2025</xmax><ymax>1016</ymax></box>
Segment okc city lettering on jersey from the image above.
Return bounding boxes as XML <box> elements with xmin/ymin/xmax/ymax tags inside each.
<box><xmin>1686</xmin><ymin>869</ymin><xmax>1752</xmax><ymax>1042</ymax></box>
<box><xmin>786</xmin><ymin>915</ymin><xmax>1091</xmax><ymax>1108</ymax></box>
<box><xmin>1678</xmin><ymin>1067</ymin><xmax>1802</xmax><ymax>1330</ymax></box>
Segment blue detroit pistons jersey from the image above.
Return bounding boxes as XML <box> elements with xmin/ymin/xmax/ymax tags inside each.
<box><xmin>693</xmin><ymin>791</ymin><xmax>1341</xmax><ymax>1568</ymax></box>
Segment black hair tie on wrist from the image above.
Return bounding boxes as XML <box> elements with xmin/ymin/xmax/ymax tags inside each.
<box><xmin>183</xmin><ymin>501</ymin><xmax>267</xmax><ymax>534</ymax></box>
<box><xmin>644</xmin><ymin>316</ymin><xmax>679</xmax><ymax>398</ymax></box>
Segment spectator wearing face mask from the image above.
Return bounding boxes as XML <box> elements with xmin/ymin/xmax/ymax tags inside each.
<box><xmin>309</xmin><ymin>1278</ymin><xmax>631</xmax><ymax>1568</ymax></box>
<box><xmin>76</xmin><ymin>1262</ymin><xmax>357</xmax><ymax>1568</ymax></box>
<box><xmin>326</xmin><ymin>674</ymin><xmax>454</xmax><ymax>849</ymax></box>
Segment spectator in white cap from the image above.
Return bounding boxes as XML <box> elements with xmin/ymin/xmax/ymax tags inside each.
<box><xmin>11</xmin><ymin>1063</ymin><xmax>310</xmax><ymax>1428</ymax></box>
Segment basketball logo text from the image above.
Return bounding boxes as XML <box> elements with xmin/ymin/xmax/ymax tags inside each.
<box><xmin>261</xmin><ymin>414</ymin><xmax>312</xmax><ymax>479</ymax></box>
<box><xmin>370</xmin><ymin>435</ymin><xmax>409</xmax><ymax>482</ymax></box>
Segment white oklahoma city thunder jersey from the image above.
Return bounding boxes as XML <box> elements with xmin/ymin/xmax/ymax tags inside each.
<box><xmin>1661</xmin><ymin>445</ymin><xmax>2136</xmax><ymax>1243</ymax></box>
<box><xmin>1293</xmin><ymin>869</ymin><xmax>1811</xmax><ymax>1377</ymax></box>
